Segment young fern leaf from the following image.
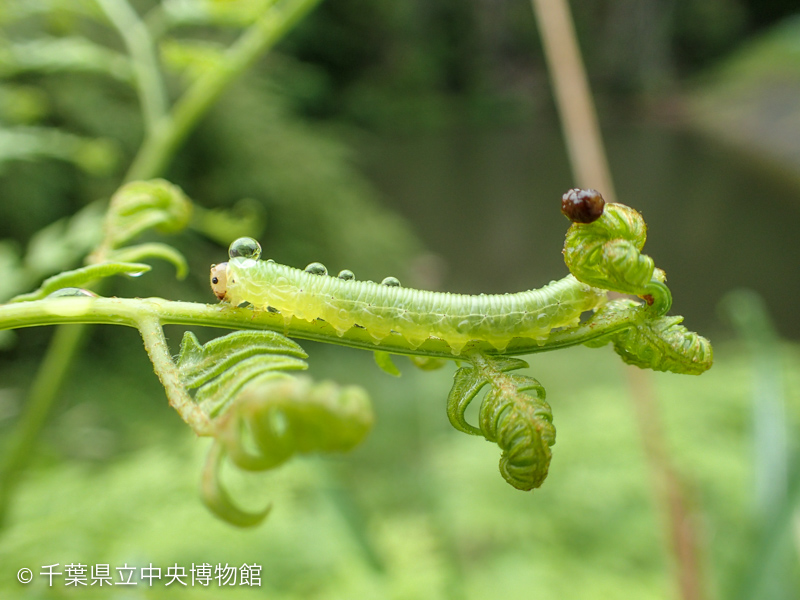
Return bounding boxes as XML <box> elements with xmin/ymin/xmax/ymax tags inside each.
<box><xmin>108</xmin><ymin>243</ymin><xmax>189</xmax><ymax>279</ymax></box>
<box><xmin>92</xmin><ymin>179</ymin><xmax>193</xmax><ymax>258</ymax></box>
<box><xmin>562</xmin><ymin>196</ymin><xmax>673</xmax><ymax>313</ymax></box>
<box><xmin>0</xmin><ymin>37</ymin><xmax>134</xmax><ymax>82</ymax></box>
<box><xmin>409</xmin><ymin>356</ymin><xmax>447</xmax><ymax>371</ymax></box>
<box><xmin>201</xmin><ymin>375</ymin><xmax>372</xmax><ymax>527</ymax></box>
<box><xmin>374</xmin><ymin>351</ymin><xmax>402</xmax><ymax>377</ymax></box>
<box><xmin>176</xmin><ymin>330</ymin><xmax>308</xmax><ymax>418</ymax></box>
<box><xmin>0</xmin><ymin>127</ymin><xmax>119</xmax><ymax>175</ymax></box>
<box><xmin>447</xmin><ymin>353</ymin><xmax>555</xmax><ymax>490</ymax></box>
<box><xmin>8</xmin><ymin>262</ymin><xmax>151</xmax><ymax>303</ymax></box>
<box><xmin>586</xmin><ymin>300</ymin><xmax>713</xmax><ymax>375</ymax></box>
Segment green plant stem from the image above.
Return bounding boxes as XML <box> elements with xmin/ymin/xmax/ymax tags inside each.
<box><xmin>125</xmin><ymin>0</ymin><xmax>323</xmax><ymax>181</ymax></box>
<box><xmin>0</xmin><ymin>324</ymin><xmax>87</xmax><ymax>527</ymax></box>
<box><xmin>0</xmin><ymin>296</ymin><xmax>639</xmax><ymax>361</ymax></box>
<box><xmin>96</xmin><ymin>0</ymin><xmax>168</xmax><ymax>135</ymax></box>
<box><xmin>137</xmin><ymin>316</ymin><xmax>211</xmax><ymax>435</ymax></box>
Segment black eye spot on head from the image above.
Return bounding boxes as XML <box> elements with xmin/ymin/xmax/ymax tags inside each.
<box><xmin>212</xmin><ymin>277</ymin><xmax>219</xmax><ymax>284</ymax></box>
<box><xmin>561</xmin><ymin>188</ymin><xmax>605</xmax><ymax>223</ymax></box>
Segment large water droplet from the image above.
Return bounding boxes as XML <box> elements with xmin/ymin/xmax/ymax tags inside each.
<box><xmin>304</xmin><ymin>262</ymin><xmax>328</xmax><ymax>276</ymax></box>
<box><xmin>229</xmin><ymin>237</ymin><xmax>262</xmax><ymax>260</ymax></box>
<box><xmin>381</xmin><ymin>276</ymin><xmax>401</xmax><ymax>287</ymax></box>
<box><xmin>47</xmin><ymin>287</ymin><xmax>98</xmax><ymax>298</ymax></box>
<box><xmin>337</xmin><ymin>269</ymin><xmax>355</xmax><ymax>280</ymax></box>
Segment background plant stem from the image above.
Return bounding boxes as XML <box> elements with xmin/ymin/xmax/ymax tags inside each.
<box><xmin>126</xmin><ymin>0</ymin><xmax>323</xmax><ymax>181</ymax></box>
<box><xmin>96</xmin><ymin>0</ymin><xmax>168</xmax><ymax>135</ymax></box>
<box><xmin>529</xmin><ymin>1</ymin><xmax>705</xmax><ymax>598</ymax></box>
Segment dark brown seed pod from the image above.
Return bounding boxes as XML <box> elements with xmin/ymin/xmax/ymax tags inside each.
<box><xmin>561</xmin><ymin>188</ymin><xmax>605</xmax><ymax>224</ymax></box>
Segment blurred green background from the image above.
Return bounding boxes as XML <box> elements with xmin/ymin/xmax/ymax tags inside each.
<box><xmin>1</xmin><ymin>0</ymin><xmax>799</xmax><ymax>598</ymax></box>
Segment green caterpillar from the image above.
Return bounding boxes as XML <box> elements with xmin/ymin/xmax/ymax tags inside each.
<box><xmin>210</xmin><ymin>259</ymin><xmax>611</xmax><ymax>355</ymax></box>
<box><xmin>209</xmin><ymin>189</ymin><xmax>645</xmax><ymax>355</ymax></box>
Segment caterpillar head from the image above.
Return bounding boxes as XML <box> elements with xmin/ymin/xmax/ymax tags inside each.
<box><xmin>561</xmin><ymin>188</ymin><xmax>605</xmax><ymax>223</ymax></box>
<box><xmin>210</xmin><ymin>262</ymin><xmax>229</xmax><ymax>301</ymax></box>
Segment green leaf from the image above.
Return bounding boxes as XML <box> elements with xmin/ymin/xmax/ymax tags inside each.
<box><xmin>201</xmin><ymin>442</ymin><xmax>271</xmax><ymax>528</ymax></box>
<box><xmin>0</xmin><ymin>36</ymin><xmax>133</xmax><ymax>82</ymax></box>
<box><xmin>109</xmin><ymin>243</ymin><xmax>189</xmax><ymax>280</ymax></box>
<box><xmin>588</xmin><ymin>301</ymin><xmax>713</xmax><ymax>375</ymax></box>
<box><xmin>160</xmin><ymin>38</ymin><xmax>226</xmax><ymax>83</ymax></box>
<box><xmin>409</xmin><ymin>356</ymin><xmax>447</xmax><ymax>371</ymax></box>
<box><xmin>98</xmin><ymin>179</ymin><xmax>193</xmax><ymax>252</ymax></box>
<box><xmin>447</xmin><ymin>353</ymin><xmax>554</xmax><ymax>490</ymax></box>
<box><xmin>373</xmin><ymin>351</ymin><xmax>401</xmax><ymax>377</ymax></box>
<box><xmin>9</xmin><ymin>262</ymin><xmax>151</xmax><ymax>302</ymax></box>
<box><xmin>563</xmin><ymin>203</ymin><xmax>655</xmax><ymax>295</ymax></box>
<box><xmin>176</xmin><ymin>330</ymin><xmax>308</xmax><ymax>417</ymax></box>
<box><xmin>203</xmin><ymin>375</ymin><xmax>373</xmax><ymax>527</ymax></box>
<box><xmin>160</xmin><ymin>0</ymin><xmax>280</xmax><ymax>29</ymax></box>
<box><xmin>0</xmin><ymin>126</ymin><xmax>120</xmax><ymax>175</ymax></box>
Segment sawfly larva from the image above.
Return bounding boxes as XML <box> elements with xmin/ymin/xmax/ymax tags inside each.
<box><xmin>211</xmin><ymin>236</ymin><xmax>608</xmax><ymax>355</ymax></box>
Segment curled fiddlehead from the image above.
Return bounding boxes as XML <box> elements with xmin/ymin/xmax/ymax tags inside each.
<box><xmin>89</xmin><ymin>178</ymin><xmax>192</xmax><ymax>275</ymax></box>
<box><xmin>561</xmin><ymin>190</ymin><xmax>712</xmax><ymax>375</ymax></box>
<box><xmin>176</xmin><ymin>329</ymin><xmax>309</xmax><ymax>418</ymax></box>
<box><xmin>585</xmin><ymin>300</ymin><xmax>713</xmax><ymax>375</ymax></box>
<box><xmin>169</xmin><ymin>329</ymin><xmax>373</xmax><ymax>527</ymax></box>
<box><xmin>6</xmin><ymin>179</ymin><xmax>194</xmax><ymax>303</ymax></box>
<box><xmin>447</xmin><ymin>354</ymin><xmax>554</xmax><ymax>490</ymax></box>
<box><xmin>440</xmin><ymin>190</ymin><xmax>710</xmax><ymax>492</ymax></box>
<box><xmin>562</xmin><ymin>190</ymin><xmax>670</xmax><ymax>313</ymax></box>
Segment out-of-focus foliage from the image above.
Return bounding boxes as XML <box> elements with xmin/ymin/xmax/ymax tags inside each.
<box><xmin>0</xmin><ymin>342</ymin><xmax>797</xmax><ymax>598</ymax></box>
<box><xmin>687</xmin><ymin>15</ymin><xmax>800</xmax><ymax>176</ymax></box>
<box><xmin>178</xmin><ymin>80</ymin><xmax>421</xmax><ymax>278</ymax></box>
<box><xmin>0</xmin><ymin>0</ymin><xmax>422</xmax><ymax>304</ymax></box>
<box><xmin>274</xmin><ymin>0</ymin><xmax>800</xmax><ymax>125</ymax></box>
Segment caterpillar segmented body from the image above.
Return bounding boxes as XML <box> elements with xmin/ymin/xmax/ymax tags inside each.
<box><xmin>211</xmin><ymin>238</ymin><xmax>608</xmax><ymax>355</ymax></box>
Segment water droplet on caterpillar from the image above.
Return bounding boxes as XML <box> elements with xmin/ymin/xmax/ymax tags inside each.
<box><xmin>47</xmin><ymin>287</ymin><xmax>98</xmax><ymax>298</ymax></box>
<box><xmin>305</xmin><ymin>262</ymin><xmax>328</xmax><ymax>276</ymax></box>
<box><xmin>337</xmin><ymin>269</ymin><xmax>355</xmax><ymax>280</ymax></box>
<box><xmin>229</xmin><ymin>237</ymin><xmax>262</xmax><ymax>260</ymax></box>
<box><xmin>381</xmin><ymin>276</ymin><xmax>401</xmax><ymax>287</ymax></box>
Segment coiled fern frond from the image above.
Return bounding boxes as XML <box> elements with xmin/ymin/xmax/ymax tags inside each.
<box><xmin>447</xmin><ymin>353</ymin><xmax>555</xmax><ymax>490</ymax></box>
<box><xmin>171</xmin><ymin>329</ymin><xmax>373</xmax><ymax>526</ymax></box>
<box><xmin>586</xmin><ymin>300</ymin><xmax>713</xmax><ymax>375</ymax></box>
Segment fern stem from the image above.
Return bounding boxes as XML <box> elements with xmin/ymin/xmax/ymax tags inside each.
<box><xmin>125</xmin><ymin>0</ymin><xmax>323</xmax><ymax>181</ymax></box>
<box><xmin>96</xmin><ymin>0</ymin><xmax>169</xmax><ymax>135</ymax></box>
<box><xmin>136</xmin><ymin>316</ymin><xmax>212</xmax><ymax>435</ymax></box>
<box><xmin>0</xmin><ymin>296</ymin><xmax>638</xmax><ymax>360</ymax></box>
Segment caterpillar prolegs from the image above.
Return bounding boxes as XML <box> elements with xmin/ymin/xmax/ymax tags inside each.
<box><xmin>210</xmin><ymin>194</ymin><xmax>612</xmax><ymax>355</ymax></box>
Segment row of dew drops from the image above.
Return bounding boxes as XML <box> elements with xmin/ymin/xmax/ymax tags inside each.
<box><xmin>230</xmin><ymin>237</ymin><xmax>402</xmax><ymax>287</ymax></box>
